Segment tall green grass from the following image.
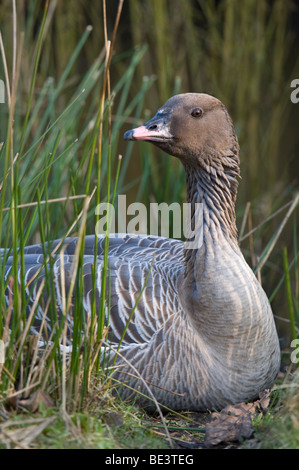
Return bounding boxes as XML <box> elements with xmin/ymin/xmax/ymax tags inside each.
<box><xmin>0</xmin><ymin>4</ymin><xmax>176</xmax><ymax>451</ymax></box>
<box><xmin>0</xmin><ymin>0</ymin><xmax>156</xmax><ymax>415</ymax></box>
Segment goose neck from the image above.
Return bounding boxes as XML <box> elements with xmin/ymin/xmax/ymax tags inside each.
<box><xmin>182</xmin><ymin>153</ymin><xmax>240</xmax><ymax>269</ymax></box>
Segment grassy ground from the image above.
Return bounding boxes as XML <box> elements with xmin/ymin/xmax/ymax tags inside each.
<box><xmin>0</xmin><ymin>0</ymin><xmax>298</xmax><ymax>449</ymax></box>
<box><xmin>0</xmin><ymin>402</ymin><xmax>169</xmax><ymax>449</ymax></box>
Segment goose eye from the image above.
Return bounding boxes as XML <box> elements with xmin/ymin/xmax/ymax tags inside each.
<box><xmin>191</xmin><ymin>107</ymin><xmax>203</xmax><ymax>118</ymax></box>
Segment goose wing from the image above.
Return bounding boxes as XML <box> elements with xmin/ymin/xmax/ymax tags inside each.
<box><xmin>2</xmin><ymin>234</ymin><xmax>185</xmax><ymax>344</ymax></box>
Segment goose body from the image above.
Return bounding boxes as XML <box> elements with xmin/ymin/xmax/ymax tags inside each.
<box><xmin>2</xmin><ymin>93</ymin><xmax>280</xmax><ymax>411</ymax></box>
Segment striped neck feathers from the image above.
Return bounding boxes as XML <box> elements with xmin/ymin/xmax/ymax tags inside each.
<box><xmin>183</xmin><ymin>145</ymin><xmax>240</xmax><ymax>264</ymax></box>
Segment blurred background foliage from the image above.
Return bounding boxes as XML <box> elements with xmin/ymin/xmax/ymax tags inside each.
<box><xmin>0</xmin><ymin>0</ymin><xmax>298</xmax><ymax>201</ymax></box>
<box><xmin>0</xmin><ymin>0</ymin><xmax>298</xmax><ymax>337</ymax></box>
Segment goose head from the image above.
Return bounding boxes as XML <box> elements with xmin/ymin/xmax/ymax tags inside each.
<box><xmin>124</xmin><ymin>93</ymin><xmax>239</xmax><ymax>166</ymax></box>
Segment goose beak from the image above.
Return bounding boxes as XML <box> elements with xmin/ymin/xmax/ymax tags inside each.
<box><xmin>124</xmin><ymin>113</ymin><xmax>173</xmax><ymax>143</ymax></box>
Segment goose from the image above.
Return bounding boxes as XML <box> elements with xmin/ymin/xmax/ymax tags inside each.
<box><xmin>2</xmin><ymin>93</ymin><xmax>280</xmax><ymax>411</ymax></box>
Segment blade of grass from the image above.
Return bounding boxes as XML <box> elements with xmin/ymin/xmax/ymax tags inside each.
<box><xmin>18</xmin><ymin>0</ymin><xmax>50</xmax><ymax>155</ymax></box>
<box><xmin>283</xmin><ymin>247</ymin><xmax>297</xmax><ymax>341</ymax></box>
<box><xmin>255</xmin><ymin>193</ymin><xmax>299</xmax><ymax>276</ymax></box>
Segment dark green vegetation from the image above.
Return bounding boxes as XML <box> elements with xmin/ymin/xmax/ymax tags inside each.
<box><xmin>0</xmin><ymin>0</ymin><xmax>298</xmax><ymax>449</ymax></box>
